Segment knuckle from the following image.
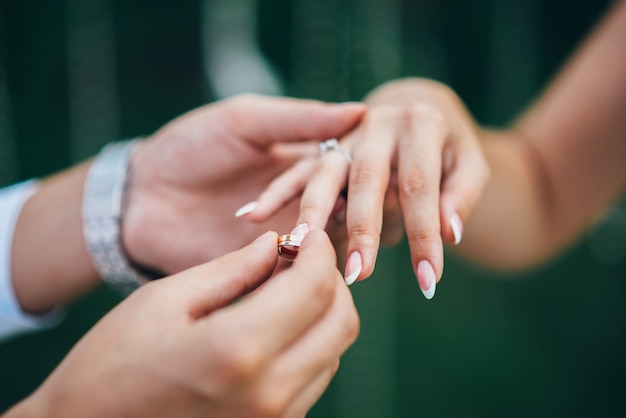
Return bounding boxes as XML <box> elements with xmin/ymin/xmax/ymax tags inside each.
<box><xmin>368</xmin><ymin>106</ymin><xmax>403</xmax><ymax>123</ymax></box>
<box><xmin>214</xmin><ymin>342</ymin><xmax>263</xmax><ymax>385</ymax></box>
<box><xmin>402</xmin><ymin>77</ymin><xmax>459</xmax><ymax>105</ymax></box>
<box><xmin>350</xmin><ymin>160</ymin><xmax>386</xmax><ymax>187</ymax></box>
<box><xmin>399</xmin><ymin>167</ymin><xmax>429</xmax><ymax>198</ymax></box>
<box><xmin>348</xmin><ymin>224</ymin><xmax>381</xmax><ymax>249</ymax></box>
<box><xmin>405</xmin><ymin>102</ymin><xmax>448</xmax><ymax>137</ymax></box>
<box><xmin>250</xmin><ymin>391</ymin><xmax>286</xmax><ymax>418</ymax></box>
<box><xmin>421</xmin><ymin>78</ymin><xmax>458</xmax><ymax>101</ymax></box>
<box><xmin>349</xmin><ymin>158</ymin><xmax>391</xmax><ymax>194</ymax></box>
<box><xmin>406</xmin><ymin>228</ymin><xmax>440</xmax><ymax>250</ymax></box>
<box><xmin>309</xmin><ymin>270</ymin><xmax>337</xmax><ymax>304</ymax></box>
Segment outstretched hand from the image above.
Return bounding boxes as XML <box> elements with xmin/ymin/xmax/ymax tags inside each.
<box><xmin>122</xmin><ymin>94</ymin><xmax>364</xmax><ymax>274</ymax></box>
<box><xmin>239</xmin><ymin>79</ymin><xmax>489</xmax><ymax>298</ymax></box>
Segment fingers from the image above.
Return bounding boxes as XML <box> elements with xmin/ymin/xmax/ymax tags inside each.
<box><xmin>237</xmin><ymin>140</ymin><xmax>354</xmax><ymax>229</ymax></box>
<box><xmin>295</xmin><ymin>150</ymin><xmax>352</xmax><ymax>230</ymax></box>
<box><xmin>230</xmin><ymin>93</ymin><xmax>487</xmax><ymax>306</ymax></box>
<box><xmin>206</xmin><ymin>229</ymin><xmax>342</xmax><ymax>356</ymax></box>
<box><xmin>164</xmin><ymin>231</ymin><xmax>279</xmax><ymax>318</ymax></box>
<box><xmin>439</xmin><ymin>141</ymin><xmax>491</xmax><ymax>245</ymax></box>
<box><xmin>184</xmin><ymin>229</ymin><xmax>350</xmax><ymax>416</ymax></box>
<box><xmin>261</xmin><ymin>276</ymin><xmax>358</xmax><ymax>413</ymax></box>
<box><xmin>244</xmin><ymin>253</ymin><xmax>357</xmax><ymax>417</ymax></box>
<box><xmin>397</xmin><ymin>104</ymin><xmax>449</xmax><ymax>300</ymax></box>
<box><xmin>223</xmin><ymin>95</ymin><xmax>365</xmax><ymax>149</ymax></box>
<box><xmin>237</xmin><ymin>158</ymin><xmax>318</xmax><ymax>222</ymax></box>
<box><xmin>343</xmin><ymin>108</ymin><xmax>397</xmax><ymax>284</ymax></box>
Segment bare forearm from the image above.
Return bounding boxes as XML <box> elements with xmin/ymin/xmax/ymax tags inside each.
<box><xmin>11</xmin><ymin>162</ymin><xmax>100</xmax><ymax>314</ymax></box>
<box><xmin>461</xmin><ymin>0</ymin><xmax>626</xmax><ymax>269</ymax></box>
<box><xmin>457</xmin><ymin>129</ymin><xmax>561</xmax><ymax>269</ymax></box>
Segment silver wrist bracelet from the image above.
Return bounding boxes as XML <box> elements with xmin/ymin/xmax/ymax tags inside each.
<box><xmin>82</xmin><ymin>139</ymin><xmax>148</xmax><ymax>295</ymax></box>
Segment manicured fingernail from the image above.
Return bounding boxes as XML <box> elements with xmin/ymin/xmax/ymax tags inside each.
<box><xmin>450</xmin><ymin>212</ymin><xmax>463</xmax><ymax>245</ymax></box>
<box><xmin>417</xmin><ymin>260</ymin><xmax>436</xmax><ymax>300</ymax></box>
<box><xmin>344</xmin><ymin>252</ymin><xmax>362</xmax><ymax>286</ymax></box>
<box><xmin>235</xmin><ymin>201</ymin><xmax>258</xmax><ymax>218</ymax></box>
<box><xmin>290</xmin><ymin>223</ymin><xmax>310</xmax><ymax>241</ymax></box>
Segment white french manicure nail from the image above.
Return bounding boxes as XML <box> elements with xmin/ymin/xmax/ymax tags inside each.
<box><xmin>344</xmin><ymin>252</ymin><xmax>362</xmax><ymax>286</ymax></box>
<box><xmin>235</xmin><ymin>201</ymin><xmax>258</xmax><ymax>218</ymax></box>
<box><xmin>290</xmin><ymin>223</ymin><xmax>310</xmax><ymax>241</ymax></box>
<box><xmin>417</xmin><ymin>260</ymin><xmax>436</xmax><ymax>300</ymax></box>
<box><xmin>450</xmin><ymin>212</ymin><xmax>463</xmax><ymax>245</ymax></box>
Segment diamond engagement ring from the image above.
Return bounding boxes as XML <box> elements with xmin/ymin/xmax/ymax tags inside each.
<box><xmin>318</xmin><ymin>138</ymin><xmax>352</xmax><ymax>164</ymax></box>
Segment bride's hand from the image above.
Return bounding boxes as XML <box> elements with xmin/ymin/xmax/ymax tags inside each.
<box><xmin>238</xmin><ymin>79</ymin><xmax>490</xmax><ymax>299</ymax></box>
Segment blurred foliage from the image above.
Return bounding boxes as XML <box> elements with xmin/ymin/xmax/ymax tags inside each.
<box><xmin>1</xmin><ymin>0</ymin><xmax>624</xmax><ymax>416</ymax></box>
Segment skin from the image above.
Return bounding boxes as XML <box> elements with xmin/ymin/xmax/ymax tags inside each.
<box><xmin>242</xmin><ymin>78</ymin><xmax>489</xmax><ymax>299</ymax></box>
<box><xmin>4</xmin><ymin>95</ymin><xmax>365</xmax><ymax>416</ymax></box>
<box><xmin>459</xmin><ymin>0</ymin><xmax>626</xmax><ymax>268</ymax></box>
<box><xmin>242</xmin><ymin>0</ymin><xmax>626</xmax><ymax>295</ymax></box>
<box><xmin>5</xmin><ymin>230</ymin><xmax>360</xmax><ymax>418</ymax></box>
<box><xmin>11</xmin><ymin>94</ymin><xmax>365</xmax><ymax>314</ymax></box>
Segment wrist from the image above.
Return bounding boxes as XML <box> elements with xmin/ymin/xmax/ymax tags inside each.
<box><xmin>83</xmin><ymin>140</ymin><xmax>162</xmax><ymax>294</ymax></box>
<box><xmin>118</xmin><ymin>140</ymin><xmax>168</xmax><ymax>276</ymax></box>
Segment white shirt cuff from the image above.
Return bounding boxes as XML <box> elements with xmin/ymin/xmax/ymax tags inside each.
<box><xmin>0</xmin><ymin>180</ymin><xmax>62</xmax><ymax>342</ymax></box>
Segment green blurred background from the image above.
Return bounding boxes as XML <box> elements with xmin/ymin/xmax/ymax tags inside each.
<box><xmin>1</xmin><ymin>0</ymin><xmax>626</xmax><ymax>416</ymax></box>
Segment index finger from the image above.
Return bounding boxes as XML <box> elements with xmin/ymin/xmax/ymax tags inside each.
<box><xmin>213</xmin><ymin>229</ymin><xmax>342</xmax><ymax>354</ymax></box>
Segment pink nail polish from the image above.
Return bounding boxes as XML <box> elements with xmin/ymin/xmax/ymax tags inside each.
<box><xmin>344</xmin><ymin>252</ymin><xmax>362</xmax><ymax>285</ymax></box>
<box><xmin>416</xmin><ymin>260</ymin><xmax>436</xmax><ymax>300</ymax></box>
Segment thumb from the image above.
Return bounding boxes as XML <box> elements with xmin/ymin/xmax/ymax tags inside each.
<box><xmin>167</xmin><ymin>231</ymin><xmax>279</xmax><ymax>318</ymax></box>
<box><xmin>224</xmin><ymin>95</ymin><xmax>366</xmax><ymax>148</ymax></box>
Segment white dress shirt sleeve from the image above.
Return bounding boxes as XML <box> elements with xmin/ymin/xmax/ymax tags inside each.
<box><xmin>0</xmin><ymin>180</ymin><xmax>62</xmax><ymax>342</ymax></box>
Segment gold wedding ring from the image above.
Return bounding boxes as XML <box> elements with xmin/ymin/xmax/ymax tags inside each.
<box><xmin>278</xmin><ymin>234</ymin><xmax>301</xmax><ymax>261</ymax></box>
